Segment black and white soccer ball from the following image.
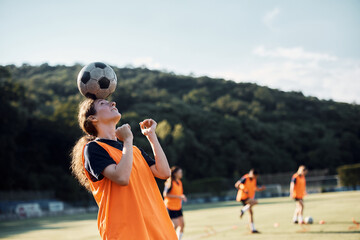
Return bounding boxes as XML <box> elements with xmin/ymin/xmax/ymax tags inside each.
<box><xmin>77</xmin><ymin>62</ymin><xmax>117</xmax><ymax>99</ymax></box>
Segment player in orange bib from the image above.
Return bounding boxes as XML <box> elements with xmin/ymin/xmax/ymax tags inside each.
<box><xmin>163</xmin><ymin>166</ymin><xmax>187</xmax><ymax>240</ymax></box>
<box><xmin>71</xmin><ymin>99</ymin><xmax>177</xmax><ymax>240</ymax></box>
<box><xmin>290</xmin><ymin>165</ymin><xmax>307</xmax><ymax>224</ymax></box>
<box><xmin>234</xmin><ymin>169</ymin><xmax>265</xmax><ymax>233</ymax></box>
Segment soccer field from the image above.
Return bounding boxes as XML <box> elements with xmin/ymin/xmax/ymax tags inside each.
<box><xmin>0</xmin><ymin>191</ymin><xmax>359</xmax><ymax>240</ymax></box>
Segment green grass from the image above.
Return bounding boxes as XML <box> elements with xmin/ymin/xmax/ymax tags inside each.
<box><xmin>183</xmin><ymin>191</ymin><xmax>360</xmax><ymax>240</ymax></box>
<box><xmin>0</xmin><ymin>191</ymin><xmax>359</xmax><ymax>240</ymax></box>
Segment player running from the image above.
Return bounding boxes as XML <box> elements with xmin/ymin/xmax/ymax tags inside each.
<box><xmin>235</xmin><ymin>169</ymin><xmax>266</xmax><ymax>233</ymax></box>
<box><xmin>71</xmin><ymin>99</ymin><xmax>177</xmax><ymax>240</ymax></box>
<box><xmin>290</xmin><ymin>165</ymin><xmax>307</xmax><ymax>224</ymax></box>
<box><xmin>164</xmin><ymin>166</ymin><xmax>187</xmax><ymax>240</ymax></box>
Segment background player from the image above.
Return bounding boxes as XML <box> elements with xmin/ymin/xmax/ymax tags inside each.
<box><xmin>290</xmin><ymin>165</ymin><xmax>307</xmax><ymax>224</ymax></box>
<box><xmin>71</xmin><ymin>99</ymin><xmax>177</xmax><ymax>239</ymax></box>
<box><xmin>235</xmin><ymin>169</ymin><xmax>266</xmax><ymax>233</ymax></box>
<box><xmin>163</xmin><ymin>166</ymin><xmax>187</xmax><ymax>240</ymax></box>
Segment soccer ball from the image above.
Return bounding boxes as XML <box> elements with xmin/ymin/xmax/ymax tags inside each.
<box><xmin>77</xmin><ymin>62</ymin><xmax>117</xmax><ymax>99</ymax></box>
<box><xmin>304</xmin><ymin>216</ymin><xmax>313</xmax><ymax>224</ymax></box>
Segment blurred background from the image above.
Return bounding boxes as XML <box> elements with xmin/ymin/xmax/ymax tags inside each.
<box><xmin>0</xmin><ymin>0</ymin><xmax>359</xmax><ymax>222</ymax></box>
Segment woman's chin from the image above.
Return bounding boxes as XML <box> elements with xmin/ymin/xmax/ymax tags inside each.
<box><xmin>115</xmin><ymin>115</ymin><xmax>121</xmax><ymax>123</ymax></box>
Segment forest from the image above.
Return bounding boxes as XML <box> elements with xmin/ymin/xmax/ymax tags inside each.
<box><xmin>1</xmin><ymin>63</ymin><xmax>359</xmax><ymax>202</ymax></box>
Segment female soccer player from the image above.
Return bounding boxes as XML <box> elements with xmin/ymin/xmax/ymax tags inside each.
<box><xmin>71</xmin><ymin>98</ymin><xmax>177</xmax><ymax>240</ymax></box>
<box><xmin>290</xmin><ymin>165</ymin><xmax>307</xmax><ymax>224</ymax></box>
<box><xmin>235</xmin><ymin>169</ymin><xmax>266</xmax><ymax>233</ymax></box>
<box><xmin>163</xmin><ymin>166</ymin><xmax>187</xmax><ymax>240</ymax></box>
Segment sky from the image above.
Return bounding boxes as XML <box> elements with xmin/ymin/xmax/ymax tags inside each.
<box><xmin>1</xmin><ymin>0</ymin><xmax>359</xmax><ymax>103</ymax></box>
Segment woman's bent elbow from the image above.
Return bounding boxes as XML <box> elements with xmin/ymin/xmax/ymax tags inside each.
<box><xmin>157</xmin><ymin>171</ymin><xmax>170</xmax><ymax>180</ymax></box>
<box><xmin>163</xmin><ymin>169</ymin><xmax>171</xmax><ymax>179</ymax></box>
<box><xmin>119</xmin><ymin>181</ymin><xmax>129</xmax><ymax>186</ymax></box>
<box><xmin>116</xmin><ymin>178</ymin><xmax>129</xmax><ymax>186</ymax></box>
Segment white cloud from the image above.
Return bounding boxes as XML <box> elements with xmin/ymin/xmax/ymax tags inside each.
<box><xmin>211</xmin><ymin>46</ymin><xmax>360</xmax><ymax>104</ymax></box>
<box><xmin>131</xmin><ymin>57</ymin><xmax>162</xmax><ymax>69</ymax></box>
<box><xmin>263</xmin><ymin>7</ymin><xmax>280</xmax><ymax>28</ymax></box>
<box><xmin>253</xmin><ymin>46</ymin><xmax>337</xmax><ymax>61</ymax></box>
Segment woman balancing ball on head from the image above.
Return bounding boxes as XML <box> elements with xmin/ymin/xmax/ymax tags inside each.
<box><xmin>163</xmin><ymin>167</ymin><xmax>187</xmax><ymax>240</ymax></box>
<box><xmin>71</xmin><ymin>62</ymin><xmax>177</xmax><ymax>240</ymax></box>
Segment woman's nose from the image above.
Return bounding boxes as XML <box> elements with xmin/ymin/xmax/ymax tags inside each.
<box><xmin>111</xmin><ymin>102</ymin><xmax>116</xmax><ymax>107</ymax></box>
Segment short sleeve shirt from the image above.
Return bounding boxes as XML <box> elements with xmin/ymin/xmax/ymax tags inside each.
<box><xmin>84</xmin><ymin>139</ymin><xmax>155</xmax><ymax>182</ymax></box>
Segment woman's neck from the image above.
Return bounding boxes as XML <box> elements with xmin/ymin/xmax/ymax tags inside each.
<box><xmin>96</xmin><ymin>123</ymin><xmax>117</xmax><ymax>141</ymax></box>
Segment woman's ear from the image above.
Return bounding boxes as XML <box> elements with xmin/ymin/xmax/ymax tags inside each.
<box><xmin>88</xmin><ymin>115</ymin><xmax>98</xmax><ymax>124</ymax></box>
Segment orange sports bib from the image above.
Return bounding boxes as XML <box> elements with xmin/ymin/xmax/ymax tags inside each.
<box><xmin>82</xmin><ymin>141</ymin><xmax>177</xmax><ymax>240</ymax></box>
<box><xmin>236</xmin><ymin>174</ymin><xmax>257</xmax><ymax>201</ymax></box>
<box><xmin>292</xmin><ymin>173</ymin><xmax>306</xmax><ymax>199</ymax></box>
<box><xmin>164</xmin><ymin>180</ymin><xmax>183</xmax><ymax>210</ymax></box>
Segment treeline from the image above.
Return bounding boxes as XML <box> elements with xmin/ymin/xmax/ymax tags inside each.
<box><xmin>0</xmin><ymin>63</ymin><xmax>359</xmax><ymax>202</ymax></box>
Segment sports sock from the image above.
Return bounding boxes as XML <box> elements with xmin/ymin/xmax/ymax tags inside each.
<box><xmin>293</xmin><ymin>214</ymin><xmax>298</xmax><ymax>222</ymax></box>
<box><xmin>298</xmin><ymin>215</ymin><xmax>303</xmax><ymax>223</ymax></box>
<box><xmin>250</xmin><ymin>223</ymin><xmax>255</xmax><ymax>231</ymax></box>
<box><xmin>242</xmin><ymin>204</ymin><xmax>250</xmax><ymax>213</ymax></box>
<box><xmin>178</xmin><ymin>232</ymin><xmax>183</xmax><ymax>240</ymax></box>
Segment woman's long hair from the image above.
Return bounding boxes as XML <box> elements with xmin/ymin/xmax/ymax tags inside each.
<box><xmin>70</xmin><ymin>99</ymin><xmax>97</xmax><ymax>191</ymax></box>
<box><xmin>165</xmin><ymin>166</ymin><xmax>181</xmax><ymax>188</ymax></box>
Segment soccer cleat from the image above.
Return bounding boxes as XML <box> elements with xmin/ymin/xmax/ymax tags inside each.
<box><xmin>251</xmin><ymin>230</ymin><xmax>260</xmax><ymax>234</ymax></box>
<box><xmin>240</xmin><ymin>210</ymin><xmax>244</xmax><ymax>219</ymax></box>
<box><xmin>293</xmin><ymin>220</ymin><xmax>298</xmax><ymax>224</ymax></box>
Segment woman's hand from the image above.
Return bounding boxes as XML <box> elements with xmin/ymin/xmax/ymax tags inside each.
<box><xmin>141</xmin><ymin>118</ymin><xmax>171</xmax><ymax>179</ymax></box>
<box><xmin>139</xmin><ymin>119</ymin><xmax>157</xmax><ymax>138</ymax></box>
<box><xmin>104</xmin><ymin>124</ymin><xmax>134</xmax><ymax>186</ymax></box>
<box><xmin>181</xmin><ymin>194</ymin><xmax>187</xmax><ymax>202</ymax></box>
<box><xmin>115</xmin><ymin>124</ymin><xmax>133</xmax><ymax>142</ymax></box>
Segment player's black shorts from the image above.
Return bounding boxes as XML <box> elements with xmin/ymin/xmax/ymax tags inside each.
<box><xmin>294</xmin><ymin>198</ymin><xmax>303</xmax><ymax>201</ymax></box>
<box><xmin>167</xmin><ymin>209</ymin><xmax>183</xmax><ymax>219</ymax></box>
<box><xmin>241</xmin><ymin>198</ymin><xmax>249</xmax><ymax>206</ymax></box>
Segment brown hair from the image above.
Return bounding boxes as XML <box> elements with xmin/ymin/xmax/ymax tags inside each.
<box><xmin>165</xmin><ymin>166</ymin><xmax>182</xmax><ymax>188</ymax></box>
<box><xmin>70</xmin><ymin>98</ymin><xmax>97</xmax><ymax>191</ymax></box>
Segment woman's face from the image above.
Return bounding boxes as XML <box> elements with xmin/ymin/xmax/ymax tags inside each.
<box><xmin>93</xmin><ymin>99</ymin><xmax>121</xmax><ymax>124</ymax></box>
<box><xmin>175</xmin><ymin>169</ymin><xmax>183</xmax><ymax>179</ymax></box>
<box><xmin>298</xmin><ymin>167</ymin><xmax>307</xmax><ymax>175</ymax></box>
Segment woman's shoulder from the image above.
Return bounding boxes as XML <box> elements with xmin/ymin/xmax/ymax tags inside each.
<box><xmin>84</xmin><ymin>141</ymin><xmax>105</xmax><ymax>153</ymax></box>
<box><xmin>86</xmin><ymin>140</ymin><xmax>116</xmax><ymax>148</ymax></box>
<box><xmin>85</xmin><ymin>140</ymin><xmax>100</xmax><ymax>148</ymax></box>
<box><xmin>174</xmin><ymin>179</ymin><xmax>182</xmax><ymax>186</ymax></box>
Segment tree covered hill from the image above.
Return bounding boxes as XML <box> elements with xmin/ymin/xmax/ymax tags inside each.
<box><xmin>1</xmin><ymin>63</ymin><xmax>359</xmax><ymax>201</ymax></box>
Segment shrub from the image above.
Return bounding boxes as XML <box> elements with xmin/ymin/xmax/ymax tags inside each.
<box><xmin>337</xmin><ymin>163</ymin><xmax>360</xmax><ymax>189</ymax></box>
